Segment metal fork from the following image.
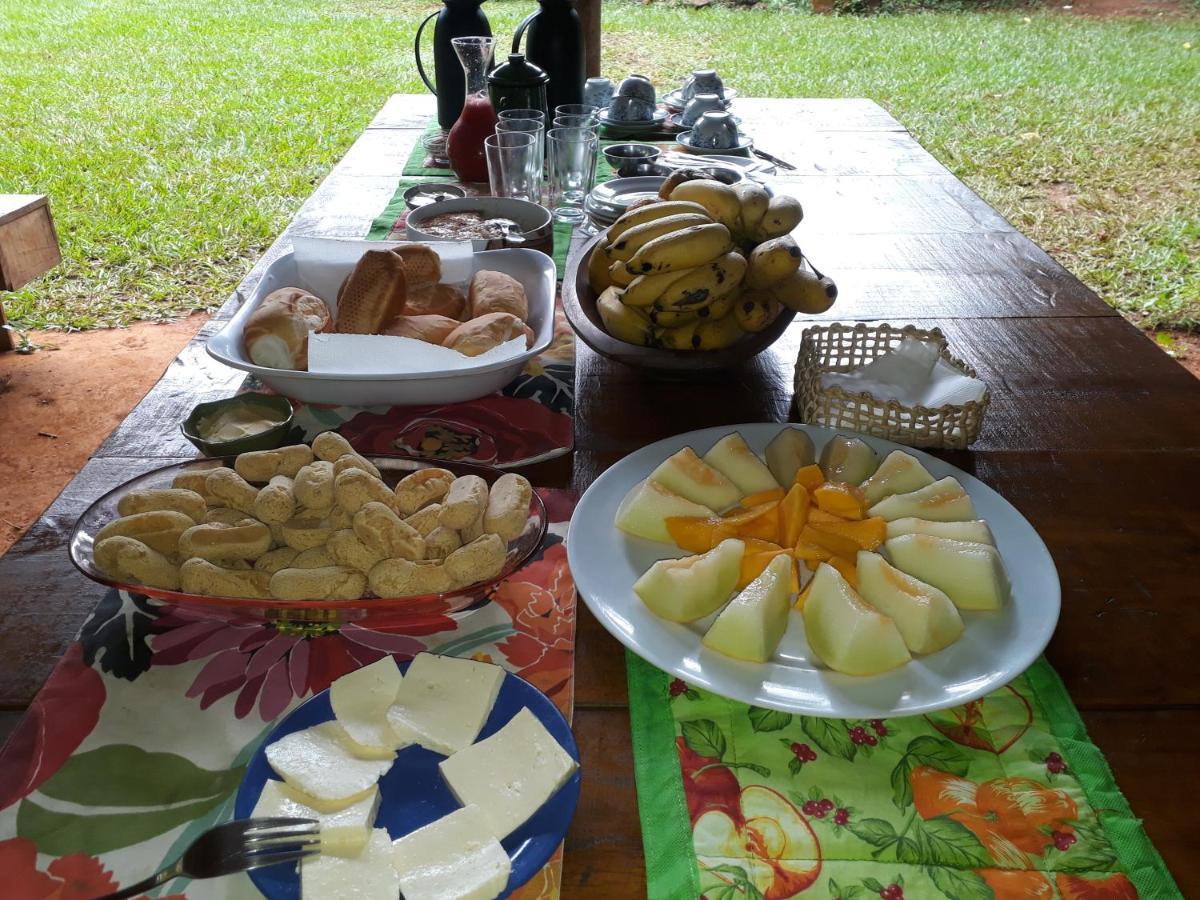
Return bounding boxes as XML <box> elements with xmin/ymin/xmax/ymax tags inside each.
<box><xmin>96</xmin><ymin>817</ymin><xmax>319</xmax><ymax>900</ymax></box>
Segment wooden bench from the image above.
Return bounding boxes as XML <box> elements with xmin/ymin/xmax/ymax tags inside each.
<box><xmin>0</xmin><ymin>194</ymin><xmax>62</xmax><ymax>351</ymax></box>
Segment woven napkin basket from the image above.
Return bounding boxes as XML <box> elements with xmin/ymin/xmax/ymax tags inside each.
<box><xmin>794</xmin><ymin>323</ymin><xmax>990</xmax><ymax>449</ymax></box>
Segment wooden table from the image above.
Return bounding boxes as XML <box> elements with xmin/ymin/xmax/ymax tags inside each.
<box><xmin>1</xmin><ymin>95</ymin><xmax>1196</xmax><ymax>896</ymax></box>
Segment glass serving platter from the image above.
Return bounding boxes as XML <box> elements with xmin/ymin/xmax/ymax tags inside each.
<box><xmin>69</xmin><ymin>455</ymin><xmax>547</xmax><ymax>626</ymax></box>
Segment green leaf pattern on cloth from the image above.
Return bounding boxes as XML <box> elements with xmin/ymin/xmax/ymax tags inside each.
<box><xmin>629</xmin><ymin>652</ymin><xmax>1182</xmax><ymax>900</ymax></box>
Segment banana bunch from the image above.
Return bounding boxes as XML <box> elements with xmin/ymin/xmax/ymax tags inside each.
<box><xmin>586</xmin><ymin>180</ymin><xmax>838</xmax><ymax>352</ymax></box>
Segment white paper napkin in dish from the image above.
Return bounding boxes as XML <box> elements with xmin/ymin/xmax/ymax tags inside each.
<box><xmin>290</xmin><ymin>237</ymin><xmax>475</xmax><ymax>313</ymax></box>
<box><xmin>820</xmin><ymin>336</ymin><xmax>987</xmax><ymax>408</ymax></box>
<box><xmin>308</xmin><ymin>334</ymin><xmax>527</xmax><ymax>375</ymax></box>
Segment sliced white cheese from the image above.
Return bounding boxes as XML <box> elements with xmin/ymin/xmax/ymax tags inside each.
<box><xmin>330</xmin><ymin>655</ymin><xmax>409</xmax><ymax>753</ymax></box>
<box><xmin>439</xmin><ymin>707</ymin><xmax>577</xmax><ymax>839</ymax></box>
<box><xmin>301</xmin><ymin>827</ymin><xmax>399</xmax><ymax>900</ymax></box>
<box><xmin>392</xmin><ymin>804</ymin><xmax>511</xmax><ymax>900</ymax></box>
<box><xmin>386</xmin><ymin>653</ymin><xmax>505</xmax><ymax>756</ymax></box>
<box><xmin>265</xmin><ymin>722</ymin><xmax>393</xmax><ymax>811</ymax></box>
<box><xmin>252</xmin><ymin>779</ymin><xmax>380</xmax><ymax>858</ymax></box>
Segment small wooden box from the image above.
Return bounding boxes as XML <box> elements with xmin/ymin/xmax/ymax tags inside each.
<box><xmin>0</xmin><ymin>194</ymin><xmax>62</xmax><ymax>351</ymax></box>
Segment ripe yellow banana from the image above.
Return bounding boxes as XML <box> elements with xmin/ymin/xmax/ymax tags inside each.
<box><xmin>606</xmin><ymin>200</ymin><xmax>711</xmax><ymax>245</ymax></box>
<box><xmin>622</xmin><ymin>267</ymin><xmax>696</xmax><ymax>308</ymax></box>
<box><xmin>745</xmin><ymin>235</ymin><xmax>803</xmax><ymax>289</ymax></box>
<box><xmin>587</xmin><ymin>244</ymin><xmax>613</xmax><ymax>294</ymax></box>
<box><xmin>753</xmin><ymin>195</ymin><xmax>804</xmax><ymax>242</ymax></box>
<box><xmin>733</xmin><ymin>290</ymin><xmax>781</xmax><ymax>333</ymax></box>
<box><xmin>597</xmin><ymin>287</ymin><xmax>655</xmax><ymax>346</ymax></box>
<box><xmin>693</xmin><ymin>288</ymin><xmax>737</xmax><ymax>321</ymax></box>
<box><xmin>648</xmin><ymin>305</ymin><xmax>700</xmax><ymax>327</ymax></box>
<box><xmin>657</xmin><ymin>320</ymin><xmax>700</xmax><ymax>351</ymax></box>
<box><xmin>606</xmin><ymin>213</ymin><xmax>713</xmax><ymax>262</ymax></box>
<box><xmin>654</xmin><ymin>252</ymin><xmax>747</xmax><ymax>309</ymax></box>
<box><xmin>769</xmin><ymin>269</ymin><xmax>838</xmax><ymax>314</ymax></box>
<box><xmin>625</xmin><ymin>223</ymin><xmax>733</xmax><ymax>276</ymax></box>
<box><xmin>669</xmin><ymin>179</ymin><xmax>743</xmax><ymax>232</ymax></box>
<box><xmin>694</xmin><ymin>313</ymin><xmax>745</xmax><ymax>350</ymax></box>
<box><xmin>734</xmin><ymin>182</ymin><xmax>770</xmax><ymax>237</ymax></box>
<box><xmin>609</xmin><ymin>259</ymin><xmax>636</xmax><ymax>288</ymax></box>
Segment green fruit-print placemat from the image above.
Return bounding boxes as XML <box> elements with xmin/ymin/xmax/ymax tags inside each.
<box><xmin>627</xmin><ymin>651</ymin><xmax>1180</xmax><ymax>899</ymax></box>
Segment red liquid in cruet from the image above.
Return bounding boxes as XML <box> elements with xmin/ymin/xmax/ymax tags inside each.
<box><xmin>446</xmin><ymin>93</ymin><xmax>497</xmax><ymax>183</ymax></box>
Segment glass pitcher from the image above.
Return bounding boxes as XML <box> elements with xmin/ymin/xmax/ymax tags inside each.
<box><xmin>446</xmin><ymin>36</ymin><xmax>498</xmax><ymax>183</ymax></box>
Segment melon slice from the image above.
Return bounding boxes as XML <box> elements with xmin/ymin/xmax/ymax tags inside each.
<box><xmin>868</xmin><ymin>476</ymin><xmax>976</xmax><ymax>522</ymax></box>
<box><xmin>859</xmin><ymin>451</ymin><xmax>936</xmax><ymax>506</ymax></box>
<box><xmin>885</xmin><ymin>517</ymin><xmax>995</xmax><ymax>545</ymax></box>
<box><xmin>703</xmin><ymin>432</ymin><xmax>780</xmax><ymax>495</ymax></box>
<box><xmin>633</xmin><ymin>538</ymin><xmax>744</xmax><ymax>622</ymax></box>
<box><xmin>885</xmin><ymin>534</ymin><xmax>1009</xmax><ymax>611</ymax></box>
<box><xmin>704</xmin><ymin>554</ymin><xmax>794</xmax><ymax>663</ymax></box>
<box><xmin>616</xmin><ymin>479</ymin><xmax>714</xmax><ymax>543</ymax></box>
<box><xmin>650</xmin><ymin>446</ymin><xmax>743</xmax><ymax>511</ymax></box>
<box><xmin>801</xmin><ymin>562</ymin><xmax>911</xmax><ymax>676</ymax></box>
<box><xmin>764</xmin><ymin>427</ymin><xmax>816</xmax><ymax>488</ymax></box>
<box><xmin>856</xmin><ymin>550</ymin><xmax>964</xmax><ymax>654</ymax></box>
<box><xmin>818</xmin><ymin>435</ymin><xmax>880</xmax><ymax>485</ymax></box>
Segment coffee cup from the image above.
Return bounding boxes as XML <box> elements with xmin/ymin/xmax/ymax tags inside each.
<box><xmin>682</xmin><ymin>92</ymin><xmax>726</xmax><ymax>127</ymax></box>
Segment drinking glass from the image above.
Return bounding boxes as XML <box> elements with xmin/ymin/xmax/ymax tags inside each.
<box><xmin>546</xmin><ymin>126</ymin><xmax>598</xmax><ymax>224</ymax></box>
<box><xmin>497</xmin><ymin>116</ymin><xmax>544</xmax><ymax>162</ymax></box>
<box><xmin>485</xmin><ymin>131</ymin><xmax>541</xmax><ymax>203</ymax></box>
<box><xmin>498</xmin><ymin>107</ymin><xmax>545</xmax><ymax>123</ymax></box>
<box><xmin>553</xmin><ymin>114</ymin><xmax>599</xmax><ymax>131</ymax></box>
<box><xmin>555</xmin><ymin>104</ymin><xmax>598</xmax><ymax>120</ymax></box>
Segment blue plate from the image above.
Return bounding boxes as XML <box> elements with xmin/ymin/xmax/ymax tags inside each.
<box><xmin>234</xmin><ymin>660</ymin><xmax>581</xmax><ymax>899</ymax></box>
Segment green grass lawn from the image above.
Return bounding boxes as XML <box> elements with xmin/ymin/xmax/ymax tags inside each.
<box><xmin>0</xmin><ymin>0</ymin><xmax>1196</xmax><ymax>331</ymax></box>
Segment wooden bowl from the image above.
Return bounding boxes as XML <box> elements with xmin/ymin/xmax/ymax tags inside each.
<box><xmin>561</xmin><ymin>233</ymin><xmax>797</xmax><ymax>373</ymax></box>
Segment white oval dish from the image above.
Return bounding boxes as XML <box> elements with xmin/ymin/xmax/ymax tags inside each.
<box><xmin>206</xmin><ymin>244</ymin><xmax>555</xmax><ymax>406</ymax></box>
<box><xmin>567</xmin><ymin>423</ymin><xmax>1061</xmax><ymax>718</ymax></box>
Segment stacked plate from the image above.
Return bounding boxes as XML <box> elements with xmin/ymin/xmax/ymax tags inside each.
<box><xmin>662</xmin><ymin>87</ymin><xmax>738</xmax><ymax>112</ymax></box>
<box><xmin>596</xmin><ymin>108</ymin><xmax>668</xmax><ymax>139</ymax></box>
<box><xmin>584</xmin><ymin>176</ymin><xmax>665</xmax><ymax>229</ymax></box>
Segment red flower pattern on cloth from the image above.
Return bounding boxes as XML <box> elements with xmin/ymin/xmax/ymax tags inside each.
<box><xmin>911</xmin><ymin>765</ymin><xmax>1079</xmax><ymax>867</ymax></box>
<box><xmin>0</xmin><ymin>838</ymin><xmax>185</xmax><ymax>900</ymax></box>
<box><xmin>489</xmin><ymin>540</ymin><xmax>576</xmax><ymax>707</ymax></box>
<box><xmin>149</xmin><ymin>608</ymin><xmax>455</xmax><ymax>720</ymax></box>
<box><xmin>0</xmin><ymin>644</ymin><xmax>105</xmax><ymax>810</ymax></box>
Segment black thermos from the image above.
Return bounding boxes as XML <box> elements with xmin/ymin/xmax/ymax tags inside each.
<box><xmin>415</xmin><ymin>0</ymin><xmax>493</xmax><ymax>130</ymax></box>
<box><xmin>516</xmin><ymin>0</ymin><xmax>585</xmax><ymax>117</ymax></box>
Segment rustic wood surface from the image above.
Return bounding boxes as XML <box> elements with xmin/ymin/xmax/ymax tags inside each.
<box><xmin>0</xmin><ymin>95</ymin><xmax>1196</xmax><ymax>896</ymax></box>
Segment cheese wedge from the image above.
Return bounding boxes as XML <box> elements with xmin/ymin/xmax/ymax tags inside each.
<box><xmin>266</xmin><ymin>722</ymin><xmax>393</xmax><ymax>811</ymax></box>
<box><xmin>252</xmin><ymin>779</ymin><xmax>380</xmax><ymax>858</ymax></box>
<box><xmin>393</xmin><ymin>804</ymin><xmax>511</xmax><ymax>900</ymax></box>
<box><xmin>387</xmin><ymin>653</ymin><xmax>504</xmax><ymax>756</ymax></box>
<box><xmin>330</xmin><ymin>655</ymin><xmax>408</xmax><ymax>753</ymax></box>
<box><xmin>302</xmin><ymin>827</ymin><xmax>399</xmax><ymax>900</ymax></box>
<box><xmin>440</xmin><ymin>707</ymin><xmax>577</xmax><ymax>839</ymax></box>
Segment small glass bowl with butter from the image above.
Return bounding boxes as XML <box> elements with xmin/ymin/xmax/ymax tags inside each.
<box><xmin>182</xmin><ymin>393</ymin><xmax>294</xmax><ymax>457</ymax></box>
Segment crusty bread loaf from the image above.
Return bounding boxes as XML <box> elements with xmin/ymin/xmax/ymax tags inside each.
<box><xmin>243</xmin><ymin>288</ymin><xmax>332</xmax><ymax>370</ymax></box>
<box><xmin>381</xmin><ymin>314</ymin><xmax>460</xmax><ymax>345</ymax></box>
<box><xmin>443</xmin><ymin>312</ymin><xmax>534</xmax><ymax>357</ymax></box>
<box><xmin>335</xmin><ymin>249</ymin><xmax>408</xmax><ymax>334</ymax></box>
<box><xmin>403</xmin><ymin>282</ymin><xmax>467</xmax><ymax>320</ymax></box>
<box><xmin>469</xmin><ymin>270</ymin><xmax>528</xmax><ymax>321</ymax></box>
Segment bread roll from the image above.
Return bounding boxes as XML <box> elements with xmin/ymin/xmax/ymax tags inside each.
<box><xmin>255</xmin><ymin>546</ymin><xmax>301</xmax><ymax>574</ymax></box>
<box><xmin>443</xmin><ymin>313</ymin><xmax>533</xmax><ymax>356</ymax></box>
<box><xmin>353</xmin><ymin>501</ymin><xmax>425</xmax><ymax>560</ymax></box>
<box><xmin>368</xmin><ymin>558</ymin><xmax>452</xmax><ymax>597</ymax></box>
<box><xmin>469</xmin><ymin>270</ymin><xmax>528</xmax><ymax>320</ymax></box>
<box><xmin>243</xmin><ymin>288</ymin><xmax>332</xmax><ymax>370</ymax></box>
<box><xmin>390</xmin><ymin>243</ymin><xmax>441</xmax><ymax>290</ymax></box>
<box><xmin>293</xmin><ymin>461</ymin><xmax>335</xmax><ymax>510</ymax></box>
<box><xmin>205</xmin><ymin>508</ymin><xmax>253</xmax><ymax>527</ymax></box>
<box><xmin>117</xmin><ymin>489</ymin><xmax>207</xmax><ymax>524</ymax></box>
<box><xmin>179</xmin><ymin>521</ymin><xmax>272</xmax><ymax>563</ymax></box>
<box><xmin>206</xmin><ymin>468</ymin><xmax>260</xmax><ymax>515</ymax></box>
<box><xmin>393</xmin><ymin>468</ymin><xmax>454</xmax><ymax>516</ymax></box>
<box><xmin>96</xmin><ymin>510</ymin><xmax>194</xmax><ymax>557</ymax></box>
<box><xmin>334</xmin><ymin>468</ymin><xmax>394</xmax><ymax>514</ymax></box>
<box><xmin>484</xmin><ymin>473</ymin><xmax>533</xmax><ymax>542</ymax></box>
<box><xmin>270</xmin><ymin>566</ymin><xmax>366</xmax><ymax>601</ymax></box>
<box><xmin>95</xmin><ymin>536</ymin><xmax>181</xmax><ymax>590</ymax></box>
<box><xmin>327</xmin><ymin>528</ymin><xmax>384</xmax><ymax>573</ymax></box>
<box><xmin>424</xmin><ymin>526</ymin><xmax>462</xmax><ymax>560</ymax></box>
<box><xmin>332</xmin><ymin>453</ymin><xmax>382</xmax><ymax>481</ymax></box>
<box><xmin>440</xmin><ymin>475</ymin><xmax>489</xmax><ymax>530</ymax></box>
<box><xmin>292</xmin><ymin>546</ymin><xmax>337</xmax><ymax>569</ymax></box>
<box><xmin>380</xmin><ymin>314</ymin><xmax>460</xmax><ymax>345</ymax></box>
<box><xmin>444</xmin><ymin>533</ymin><xmax>507</xmax><ymax>587</ymax></box>
<box><xmin>181</xmin><ymin>558</ymin><xmax>272</xmax><ymax>599</ymax></box>
<box><xmin>335</xmin><ymin>249</ymin><xmax>408</xmax><ymax>334</ymax></box>
<box><xmin>404</xmin><ymin>283</ymin><xmax>467</xmax><ymax>320</ymax></box>
<box><xmin>404</xmin><ymin>503</ymin><xmax>443</xmax><ymax>536</ymax></box>
<box><xmin>280</xmin><ymin>516</ymin><xmax>335</xmax><ymax>551</ymax></box>
<box><xmin>254</xmin><ymin>475</ymin><xmax>296</xmax><ymax>525</ymax></box>
<box><xmin>312</xmin><ymin>431</ymin><xmax>355</xmax><ymax>462</ymax></box>
<box><xmin>235</xmin><ymin>445</ymin><xmax>314</xmax><ymax>482</ymax></box>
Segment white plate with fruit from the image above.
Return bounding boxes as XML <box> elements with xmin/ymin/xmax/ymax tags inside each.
<box><xmin>567</xmin><ymin>423</ymin><xmax>1060</xmax><ymax>717</ymax></box>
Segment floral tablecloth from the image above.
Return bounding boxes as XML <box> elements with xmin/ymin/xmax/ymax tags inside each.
<box><xmin>627</xmin><ymin>653</ymin><xmax>1180</xmax><ymax>900</ymax></box>
<box><xmin>0</xmin><ymin>491</ymin><xmax>577</xmax><ymax>899</ymax></box>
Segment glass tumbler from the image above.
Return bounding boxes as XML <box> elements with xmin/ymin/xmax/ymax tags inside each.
<box><xmin>553</xmin><ymin>114</ymin><xmax>599</xmax><ymax>132</ymax></box>
<box><xmin>555</xmin><ymin>104</ymin><xmax>598</xmax><ymax>120</ymax></box>
<box><xmin>496</xmin><ymin>116</ymin><xmax>545</xmax><ymax>180</ymax></box>
<box><xmin>546</xmin><ymin>126</ymin><xmax>598</xmax><ymax>224</ymax></box>
<box><xmin>498</xmin><ymin>107</ymin><xmax>545</xmax><ymax>124</ymax></box>
<box><xmin>485</xmin><ymin>131</ymin><xmax>541</xmax><ymax>203</ymax></box>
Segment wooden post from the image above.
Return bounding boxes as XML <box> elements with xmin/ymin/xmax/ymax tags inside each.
<box><xmin>0</xmin><ymin>195</ymin><xmax>63</xmax><ymax>352</ymax></box>
<box><xmin>576</xmin><ymin>0</ymin><xmax>601</xmax><ymax>78</ymax></box>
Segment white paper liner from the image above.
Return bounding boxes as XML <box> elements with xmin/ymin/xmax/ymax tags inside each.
<box><xmin>821</xmin><ymin>335</ymin><xmax>988</xmax><ymax>408</ymax></box>
<box><xmin>309</xmin><ymin>334</ymin><xmax>526</xmax><ymax>375</ymax></box>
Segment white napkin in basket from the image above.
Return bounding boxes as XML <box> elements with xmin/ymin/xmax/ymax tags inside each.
<box><xmin>820</xmin><ymin>336</ymin><xmax>987</xmax><ymax>409</ymax></box>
